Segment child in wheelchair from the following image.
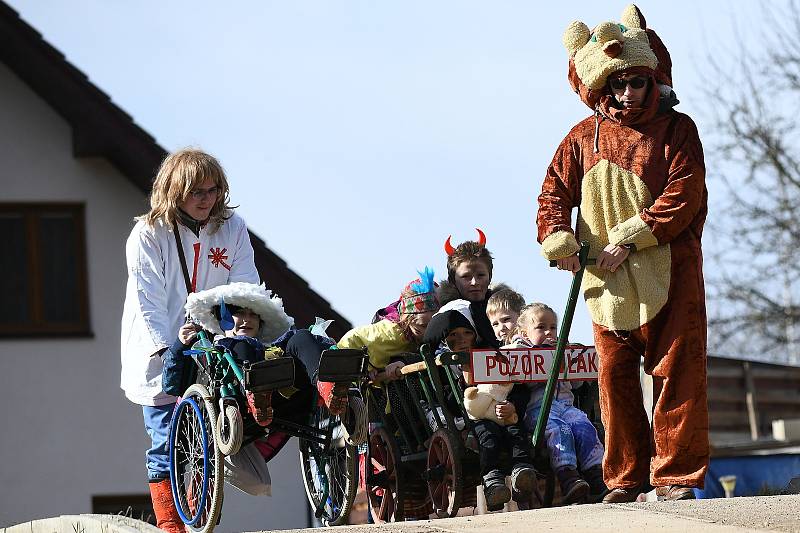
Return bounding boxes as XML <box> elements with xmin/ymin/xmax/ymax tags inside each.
<box><xmin>179</xmin><ymin>282</ymin><xmax>314</xmax><ymax>431</ymax></box>
<box><xmin>511</xmin><ymin>303</ymin><xmax>607</xmax><ymax>504</ymax></box>
<box><xmin>423</xmin><ymin>302</ymin><xmax>538</xmax><ymax>512</ymax></box>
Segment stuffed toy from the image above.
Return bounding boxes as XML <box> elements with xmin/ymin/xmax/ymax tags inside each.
<box><xmin>463</xmin><ymin>383</ymin><xmax>517</xmax><ymax>425</ymax></box>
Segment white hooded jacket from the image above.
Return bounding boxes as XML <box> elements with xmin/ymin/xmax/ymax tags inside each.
<box><xmin>120</xmin><ymin>212</ymin><xmax>259</xmax><ymax>406</ymax></box>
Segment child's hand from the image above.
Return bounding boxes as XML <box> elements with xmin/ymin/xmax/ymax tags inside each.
<box><xmin>385</xmin><ymin>361</ymin><xmax>406</xmax><ymax>381</ymax></box>
<box><xmin>496</xmin><ymin>401</ymin><xmax>516</xmax><ymax>421</ymax></box>
<box><xmin>179</xmin><ymin>323</ymin><xmax>201</xmax><ymax>345</ymax></box>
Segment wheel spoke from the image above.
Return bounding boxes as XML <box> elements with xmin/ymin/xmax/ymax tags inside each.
<box><xmin>433</xmin><ymin>483</ymin><xmax>443</xmax><ymax>501</ymax></box>
<box><xmin>434</xmin><ymin>442</ymin><xmax>445</xmax><ymax>463</ymax></box>
<box><xmin>300</xmin><ymin>403</ymin><xmax>357</xmax><ymax>526</ymax></box>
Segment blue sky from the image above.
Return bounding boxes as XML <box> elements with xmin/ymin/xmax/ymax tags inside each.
<box><xmin>7</xmin><ymin>1</ymin><xmax>766</xmax><ymax>345</ymax></box>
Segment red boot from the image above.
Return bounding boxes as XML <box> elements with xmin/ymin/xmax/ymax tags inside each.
<box><xmin>317</xmin><ymin>380</ymin><xmax>348</xmax><ymax>416</ymax></box>
<box><xmin>148</xmin><ymin>478</ymin><xmax>185</xmax><ymax>533</ymax></box>
<box><xmin>246</xmin><ymin>390</ymin><xmax>273</xmax><ymax>426</ymax></box>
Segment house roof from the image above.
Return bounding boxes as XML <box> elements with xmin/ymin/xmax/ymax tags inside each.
<box><xmin>0</xmin><ymin>1</ymin><xmax>352</xmax><ymax>338</ymax></box>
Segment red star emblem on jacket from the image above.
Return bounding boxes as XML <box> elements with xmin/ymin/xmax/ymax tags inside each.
<box><xmin>208</xmin><ymin>247</ymin><xmax>231</xmax><ymax>270</ymax></box>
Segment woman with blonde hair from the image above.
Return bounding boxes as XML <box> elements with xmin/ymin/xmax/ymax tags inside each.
<box><xmin>120</xmin><ymin>148</ymin><xmax>259</xmax><ymax>532</ymax></box>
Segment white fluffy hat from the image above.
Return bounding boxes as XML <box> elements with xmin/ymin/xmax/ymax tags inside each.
<box><xmin>185</xmin><ymin>282</ymin><xmax>294</xmax><ymax>344</ymax></box>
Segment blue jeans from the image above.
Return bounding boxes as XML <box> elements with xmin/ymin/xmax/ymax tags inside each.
<box><xmin>143</xmin><ymin>403</ymin><xmax>175</xmax><ymax>481</ymax></box>
<box><xmin>524</xmin><ymin>399</ymin><xmax>604</xmax><ymax>471</ymax></box>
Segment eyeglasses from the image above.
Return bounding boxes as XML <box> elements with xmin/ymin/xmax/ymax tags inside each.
<box><xmin>608</xmin><ymin>76</ymin><xmax>648</xmax><ymax>90</ymax></box>
<box><xmin>189</xmin><ymin>186</ymin><xmax>221</xmax><ymax>200</ymax></box>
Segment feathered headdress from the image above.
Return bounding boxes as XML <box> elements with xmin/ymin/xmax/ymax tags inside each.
<box><xmin>399</xmin><ymin>267</ymin><xmax>440</xmax><ymax>315</ymax></box>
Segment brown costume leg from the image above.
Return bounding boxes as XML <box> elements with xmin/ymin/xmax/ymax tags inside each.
<box><xmin>597</xmin><ymin>243</ymin><xmax>709</xmax><ymax>489</ymax></box>
<box><xmin>594</xmin><ymin>324</ymin><xmax>650</xmax><ymax>489</ymax></box>
<box><xmin>641</xmin><ymin>248</ymin><xmax>709</xmax><ymax>488</ymax></box>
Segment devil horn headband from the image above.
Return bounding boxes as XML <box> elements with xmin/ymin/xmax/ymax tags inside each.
<box><xmin>444</xmin><ymin>228</ymin><xmax>487</xmax><ymax>256</ymax></box>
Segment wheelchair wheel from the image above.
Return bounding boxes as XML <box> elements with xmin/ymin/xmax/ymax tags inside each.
<box><xmin>215</xmin><ymin>403</ymin><xmax>243</xmax><ymax>457</ymax></box>
<box><xmin>367</xmin><ymin>426</ymin><xmax>403</xmax><ymax>523</ymax></box>
<box><xmin>169</xmin><ymin>384</ymin><xmax>223</xmax><ymax>533</ymax></box>
<box><xmin>299</xmin><ymin>404</ymin><xmax>357</xmax><ymax>526</ymax></box>
<box><xmin>426</xmin><ymin>428</ymin><xmax>463</xmax><ymax>518</ymax></box>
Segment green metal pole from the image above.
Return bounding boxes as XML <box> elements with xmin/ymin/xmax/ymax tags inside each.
<box><xmin>532</xmin><ymin>242</ymin><xmax>590</xmax><ymax>449</ymax></box>
<box><xmin>222</xmin><ymin>351</ymin><xmax>245</xmax><ymax>382</ymax></box>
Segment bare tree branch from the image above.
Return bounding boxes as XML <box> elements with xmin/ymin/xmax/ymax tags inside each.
<box><xmin>701</xmin><ymin>1</ymin><xmax>800</xmax><ymax>365</ymax></box>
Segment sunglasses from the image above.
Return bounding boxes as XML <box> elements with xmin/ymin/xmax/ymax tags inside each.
<box><xmin>609</xmin><ymin>76</ymin><xmax>648</xmax><ymax>90</ymax></box>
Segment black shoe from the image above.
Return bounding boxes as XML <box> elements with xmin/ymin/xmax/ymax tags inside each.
<box><xmin>556</xmin><ymin>466</ymin><xmax>590</xmax><ymax>505</ymax></box>
<box><xmin>483</xmin><ymin>470</ymin><xmax>511</xmax><ymax>512</ymax></box>
<box><xmin>484</xmin><ymin>482</ymin><xmax>511</xmax><ymax>512</ymax></box>
<box><xmin>582</xmin><ymin>464</ymin><xmax>608</xmax><ymax>503</ymax></box>
<box><xmin>510</xmin><ymin>463</ymin><xmax>538</xmax><ymax>493</ymax></box>
<box><xmin>512</xmin><ymin>487</ymin><xmax>542</xmax><ymax>510</ymax></box>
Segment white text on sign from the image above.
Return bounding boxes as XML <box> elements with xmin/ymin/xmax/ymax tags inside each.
<box><xmin>470</xmin><ymin>346</ymin><xmax>598</xmax><ymax>384</ymax></box>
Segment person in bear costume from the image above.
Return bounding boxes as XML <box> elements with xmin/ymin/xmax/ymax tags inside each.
<box><xmin>537</xmin><ymin>4</ymin><xmax>708</xmax><ymax>502</ymax></box>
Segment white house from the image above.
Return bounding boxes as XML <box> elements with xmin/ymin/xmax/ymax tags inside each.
<box><xmin>0</xmin><ymin>3</ymin><xmax>352</xmax><ymax>531</ymax></box>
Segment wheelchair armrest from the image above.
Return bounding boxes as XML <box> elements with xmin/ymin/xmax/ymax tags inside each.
<box><xmin>317</xmin><ymin>348</ymin><xmax>368</xmax><ymax>382</ymax></box>
<box><xmin>244</xmin><ymin>357</ymin><xmax>295</xmax><ymax>393</ymax></box>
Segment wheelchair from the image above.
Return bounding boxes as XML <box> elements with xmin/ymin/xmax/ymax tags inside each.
<box><xmin>168</xmin><ymin>332</ymin><xmax>368</xmax><ymax>533</ymax></box>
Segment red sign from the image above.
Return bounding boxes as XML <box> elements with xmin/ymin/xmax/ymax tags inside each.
<box><xmin>470</xmin><ymin>346</ymin><xmax>598</xmax><ymax>384</ymax></box>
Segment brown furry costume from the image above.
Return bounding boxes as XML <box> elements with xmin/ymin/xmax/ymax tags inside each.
<box><xmin>536</xmin><ymin>5</ymin><xmax>709</xmax><ymax>490</ymax></box>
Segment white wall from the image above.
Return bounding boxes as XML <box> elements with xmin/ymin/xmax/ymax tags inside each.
<box><xmin>0</xmin><ymin>62</ymin><xmax>309</xmax><ymax>532</ymax></box>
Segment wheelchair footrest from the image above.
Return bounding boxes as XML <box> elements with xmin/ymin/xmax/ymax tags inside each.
<box><xmin>244</xmin><ymin>357</ymin><xmax>294</xmax><ymax>392</ymax></box>
<box><xmin>317</xmin><ymin>348</ymin><xmax>368</xmax><ymax>382</ymax></box>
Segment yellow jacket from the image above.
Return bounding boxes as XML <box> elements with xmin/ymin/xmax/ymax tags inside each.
<box><xmin>336</xmin><ymin>319</ymin><xmax>414</xmax><ymax>370</ymax></box>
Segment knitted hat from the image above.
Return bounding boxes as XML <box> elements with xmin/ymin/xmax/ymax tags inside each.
<box><xmin>422</xmin><ymin>299</ymin><xmax>478</xmax><ymax>349</ymax></box>
<box><xmin>185</xmin><ymin>282</ymin><xmax>294</xmax><ymax>344</ymax></box>
<box><xmin>398</xmin><ymin>267</ymin><xmax>440</xmax><ymax>315</ymax></box>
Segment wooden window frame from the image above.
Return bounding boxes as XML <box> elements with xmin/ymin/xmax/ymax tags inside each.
<box><xmin>0</xmin><ymin>202</ymin><xmax>91</xmax><ymax>337</ymax></box>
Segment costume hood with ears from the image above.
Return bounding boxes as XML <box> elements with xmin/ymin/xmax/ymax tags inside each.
<box><xmin>563</xmin><ymin>4</ymin><xmax>673</xmax><ymax>111</ymax></box>
<box><xmin>185</xmin><ymin>282</ymin><xmax>294</xmax><ymax>344</ymax></box>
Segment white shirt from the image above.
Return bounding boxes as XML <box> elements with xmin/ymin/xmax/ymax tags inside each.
<box><xmin>120</xmin><ymin>212</ymin><xmax>259</xmax><ymax>406</ymax></box>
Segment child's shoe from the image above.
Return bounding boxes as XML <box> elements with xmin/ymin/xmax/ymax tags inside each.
<box><xmin>246</xmin><ymin>390</ymin><xmax>273</xmax><ymax>426</ymax></box>
<box><xmin>483</xmin><ymin>470</ymin><xmax>511</xmax><ymax>512</ymax></box>
<box><xmin>342</xmin><ymin>394</ymin><xmax>368</xmax><ymax>445</ymax></box>
<box><xmin>317</xmin><ymin>380</ymin><xmax>349</xmax><ymax>416</ymax></box>
<box><xmin>582</xmin><ymin>464</ymin><xmax>608</xmax><ymax>503</ymax></box>
<box><xmin>556</xmin><ymin>466</ymin><xmax>590</xmax><ymax>505</ymax></box>
<box><xmin>510</xmin><ymin>463</ymin><xmax>538</xmax><ymax>494</ymax></box>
